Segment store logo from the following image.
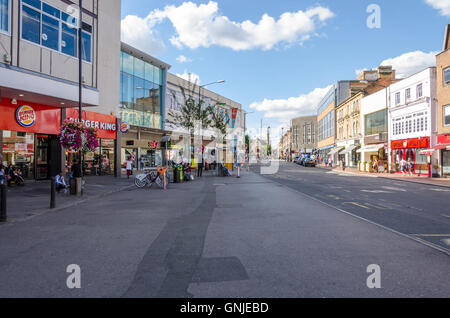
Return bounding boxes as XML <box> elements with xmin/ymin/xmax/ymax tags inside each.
<box><xmin>120</xmin><ymin>122</ymin><xmax>130</xmax><ymax>133</ymax></box>
<box><xmin>16</xmin><ymin>105</ymin><xmax>36</xmax><ymax>127</ymax></box>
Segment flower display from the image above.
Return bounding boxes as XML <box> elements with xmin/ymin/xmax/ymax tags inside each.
<box><xmin>59</xmin><ymin>119</ymin><xmax>99</xmax><ymax>153</ymax></box>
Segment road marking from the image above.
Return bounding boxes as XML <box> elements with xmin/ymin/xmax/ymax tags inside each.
<box><xmin>327</xmin><ymin>195</ymin><xmax>341</xmax><ymax>200</ymax></box>
<box><xmin>411</xmin><ymin>234</ymin><xmax>450</xmax><ymax>237</ymax></box>
<box><xmin>365</xmin><ymin>202</ymin><xmax>391</xmax><ymax>210</ymax></box>
<box><xmin>443</xmin><ymin>215</ymin><xmax>450</xmax><ymax>218</ymax></box>
<box><xmin>382</xmin><ymin>186</ymin><xmax>406</xmax><ymax>192</ymax></box>
<box><xmin>361</xmin><ymin>190</ymin><xmax>391</xmax><ymax>194</ymax></box>
<box><xmin>428</xmin><ymin>188</ymin><xmax>450</xmax><ymax>192</ymax></box>
<box><xmin>344</xmin><ymin>202</ymin><xmax>370</xmax><ymax>209</ymax></box>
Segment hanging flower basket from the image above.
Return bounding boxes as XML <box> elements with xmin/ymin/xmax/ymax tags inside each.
<box><xmin>59</xmin><ymin>119</ymin><xmax>99</xmax><ymax>153</ymax></box>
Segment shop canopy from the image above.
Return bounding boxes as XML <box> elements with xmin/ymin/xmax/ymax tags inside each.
<box><xmin>357</xmin><ymin>144</ymin><xmax>384</xmax><ymax>153</ymax></box>
<box><xmin>328</xmin><ymin>147</ymin><xmax>344</xmax><ymax>156</ymax></box>
<box><xmin>339</xmin><ymin>144</ymin><xmax>359</xmax><ymax>155</ymax></box>
<box><xmin>420</xmin><ymin>149</ymin><xmax>435</xmax><ymax>155</ymax></box>
<box><xmin>431</xmin><ymin>144</ymin><xmax>450</xmax><ymax>151</ymax></box>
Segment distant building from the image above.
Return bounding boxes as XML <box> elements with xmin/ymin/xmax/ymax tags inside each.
<box><xmin>291</xmin><ymin>116</ymin><xmax>317</xmax><ymax>157</ymax></box>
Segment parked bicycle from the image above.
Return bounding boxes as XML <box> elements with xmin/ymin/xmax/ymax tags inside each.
<box><xmin>135</xmin><ymin>168</ymin><xmax>168</xmax><ymax>189</ymax></box>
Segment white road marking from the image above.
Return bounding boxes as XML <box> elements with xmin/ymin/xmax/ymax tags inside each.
<box><xmin>361</xmin><ymin>190</ymin><xmax>391</xmax><ymax>194</ymax></box>
<box><xmin>344</xmin><ymin>202</ymin><xmax>370</xmax><ymax>209</ymax></box>
<box><xmin>382</xmin><ymin>186</ymin><xmax>407</xmax><ymax>192</ymax></box>
<box><xmin>429</xmin><ymin>188</ymin><xmax>450</xmax><ymax>192</ymax></box>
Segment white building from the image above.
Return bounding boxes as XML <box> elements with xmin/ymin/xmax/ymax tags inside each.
<box><xmin>358</xmin><ymin>88</ymin><xmax>389</xmax><ymax>172</ymax></box>
<box><xmin>388</xmin><ymin>67</ymin><xmax>437</xmax><ymax>176</ymax></box>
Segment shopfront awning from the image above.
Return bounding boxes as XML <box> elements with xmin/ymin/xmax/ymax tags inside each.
<box><xmin>420</xmin><ymin>149</ymin><xmax>436</xmax><ymax>155</ymax></box>
<box><xmin>432</xmin><ymin>144</ymin><xmax>450</xmax><ymax>151</ymax></box>
<box><xmin>339</xmin><ymin>145</ymin><xmax>359</xmax><ymax>155</ymax></box>
<box><xmin>328</xmin><ymin>147</ymin><xmax>344</xmax><ymax>156</ymax></box>
<box><xmin>357</xmin><ymin>144</ymin><xmax>384</xmax><ymax>153</ymax></box>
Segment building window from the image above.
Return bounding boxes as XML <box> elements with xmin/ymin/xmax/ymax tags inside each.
<box><xmin>416</xmin><ymin>84</ymin><xmax>423</xmax><ymax>98</ymax></box>
<box><xmin>444</xmin><ymin>67</ymin><xmax>450</xmax><ymax>86</ymax></box>
<box><xmin>0</xmin><ymin>0</ymin><xmax>9</xmax><ymax>33</ymax></box>
<box><xmin>444</xmin><ymin>105</ymin><xmax>450</xmax><ymax>126</ymax></box>
<box><xmin>365</xmin><ymin>109</ymin><xmax>387</xmax><ymax>136</ymax></box>
<box><xmin>395</xmin><ymin>92</ymin><xmax>401</xmax><ymax>105</ymax></box>
<box><xmin>21</xmin><ymin>0</ymin><xmax>92</xmax><ymax>61</ymax></box>
<box><xmin>405</xmin><ymin>88</ymin><xmax>411</xmax><ymax>102</ymax></box>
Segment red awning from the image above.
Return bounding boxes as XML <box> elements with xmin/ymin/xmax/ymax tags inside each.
<box><xmin>432</xmin><ymin>144</ymin><xmax>450</xmax><ymax>150</ymax></box>
<box><xmin>420</xmin><ymin>149</ymin><xmax>435</xmax><ymax>155</ymax></box>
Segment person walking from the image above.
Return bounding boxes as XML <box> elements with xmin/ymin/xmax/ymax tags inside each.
<box><xmin>126</xmin><ymin>157</ymin><xmax>133</xmax><ymax>179</ymax></box>
<box><xmin>139</xmin><ymin>156</ymin><xmax>145</xmax><ymax>171</ymax></box>
<box><xmin>407</xmin><ymin>158</ymin><xmax>414</xmax><ymax>176</ymax></box>
<box><xmin>197</xmin><ymin>156</ymin><xmax>204</xmax><ymax>178</ymax></box>
<box><xmin>400</xmin><ymin>158</ymin><xmax>407</xmax><ymax>176</ymax></box>
<box><xmin>342</xmin><ymin>158</ymin><xmax>346</xmax><ymax>171</ymax></box>
<box><xmin>0</xmin><ymin>164</ymin><xmax>4</xmax><ymax>185</ymax></box>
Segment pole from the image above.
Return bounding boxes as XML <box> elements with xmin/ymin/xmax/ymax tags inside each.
<box><xmin>50</xmin><ymin>177</ymin><xmax>56</xmax><ymax>209</ymax></box>
<box><xmin>0</xmin><ymin>184</ymin><xmax>6</xmax><ymax>222</ymax></box>
<box><xmin>78</xmin><ymin>0</ymin><xmax>84</xmax><ymax>181</ymax></box>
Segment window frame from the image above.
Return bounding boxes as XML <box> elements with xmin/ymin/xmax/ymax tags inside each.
<box><xmin>0</xmin><ymin>0</ymin><xmax>11</xmax><ymax>35</ymax></box>
<box><xmin>20</xmin><ymin>0</ymin><xmax>93</xmax><ymax>63</ymax></box>
<box><xmin>444</xmin><ymin>105</ymin><xmax>450</xmax><ymax>127</ymax></box>
<box><xmin>444</xmin><ymin>67</ymin><xmax>450</xmax><ymax>86</ymax></box>
<box><xmin>416</xmin><ymin>83</ymin><xmax>423</xmax><ymax>98</ymax></box>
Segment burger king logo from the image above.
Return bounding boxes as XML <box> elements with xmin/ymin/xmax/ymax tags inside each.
<box><xmin>16</xmin><ymin>105</ymin><xmax>36</xmax><ymax>127</ymax></box>
<box><xmin>120</xmin><ymin>122</ymin><xmax>130</xmax><ymax>133</ymax></box>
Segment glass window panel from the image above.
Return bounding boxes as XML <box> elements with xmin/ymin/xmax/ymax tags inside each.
<box><xmin>121</xmin><ymin>72</ymin><xmax>134</xmax><ymax>109</ymax></box>
<box><xmin>153</xmin><ymin>66</ymin><xmax>162</xmax><ymax>85</ymax></box>
<box><xmin>121</xmin><ymin>52</ymin><xmax>134</xmax><ymax>75</ymax></box>
<box><xmin>42</xmin><ymin>3</ymin><xmax>59</xmax><ymax>18</ymax></box>
<box><xmin>144</xmin><ymin>62</ymin><xmax>154</xmax><ymax>82</ymax></box>
<box><xmin>61</xmin><ymin>22</ymin><xmax>77</xmax><ymax>56</ymax></box>
<box><xmin>22</xmin><ymin>5</ymin><xmax>40</xmax><ymax>44</ymax></box>
<box><xmin>134</xmin><ymin>58</ymin><xmax>145</xmax><ymax>79</ymax></box>
<box><xmin>41</xmin><ymin>14</ymin><xmax>59</xmax><ymax>50</ymax></box>
<box><xmin>444</xmin><ymin>105</ymin><xmax>450</xmax><ymax>126</ymax></box>
<box><xmin>23</xmin><ymin>0</ymin><xmax>41</xmax><ymax>9</ymax></box>
<box><xmin>445</xmin><ymin>68</ymin><xmax>450</xmax><ymax>85</ymax></box>
<box><xmin>0</xmin><ymin>0</ymin><xmax>9</xmax><ymax>33</ymax></box>
<box><xmin>81</xmin><ymin>31</ymin><xmax>91</xmax><ymax>62</ymax></box>
<box><xmin>61</xmin><ymin>12</ymin><xmax>77</xmax><ymax>28</ymax></box>
<box><xmin>134</xmin><ymin>77</ymin><xmax>145</xmax><ymax>113</ymax></box>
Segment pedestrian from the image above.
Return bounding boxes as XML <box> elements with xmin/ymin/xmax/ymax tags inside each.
<box><xmin>139</xmin><ymin>156</ymin><xmax>145</xmax><ymax>171</ymax></box>
<box><xmin>55</xmin><ymin>172</ymin><xmax>68</xmax><ymax>194</ymax></box>
<box><xmin>373</xmin><ymin>159</ymin><xmax>378</xmax><ymax>173</ymax></box>
<box><xmin>126</xmin><ymin>157</ymin><xmax>133</xmax><ymax>179</ymax></box>
<box><xmin>0</xmin><ymin>164</ymin><xmax>4</xmax><ymax>185</ymax></box>
<box><xmin>407</xmin><ymin>158</ymin><xmax>414</xmax><ymax>176</ymax></box>
<box><xmin>400</xmin><ymin>158</ymin><xmax>407</xmax><ymax>176</ymax></box>
<box><xmin>342</xmin><ymin>158</ymin><xmax>346</xmax><ymax>171</ymax></box>
<box><xmin>197</xmin><ymin>156</ymin><xmax>204</xmax><ymax>178</ymax></box>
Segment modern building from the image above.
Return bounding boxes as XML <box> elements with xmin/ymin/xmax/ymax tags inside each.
<box><xmin>435</xmin><ymin>24</ymin><xmax>450</xmax><ymax>177</ymax></box>
<box><xmin>165</xmin><ymin>72</ymin><xmax>244</xmax><ymax>167</ymax></box>
<box><xmin>388</xmin><ymin>67</ymin><xmax>437</xmax><ymax>176</ymax></box>
<box><xmin>291</xmin><ymin>115</ymin><xmax>317</xmax><ymax>158</ymax></box>
<box><xmin>0</xmin><ymin>0</ymin><xmax>122</xmax><ymax>179</ymax></box>
<box><xmin>119</xmin><ymin>42</ymin><xmax>171</xmax><ymax>169</ymax></box>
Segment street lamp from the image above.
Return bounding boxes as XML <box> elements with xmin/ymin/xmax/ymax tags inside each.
<box><xmin>199</xmin><ymin>80</ymin><xmax>226</xmax><ymax>101</ymax></box>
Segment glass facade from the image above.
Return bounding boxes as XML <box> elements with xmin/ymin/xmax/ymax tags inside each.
<box><xmin>120</xmin><ymin>51</ymin><xmax>163</xmax><ymax>129</ymax></box>
<box><xmin>365</xmin><ymin>109</ymin><xmax>387</xmax><ymax>136</ymax></box>
<box><xmin>21</xmin><ymin>0</ymin><xmax>92</xmax><ymax>62</ymax></box>
<box><xmin>0</xmin><ymin>0</ymin><xmax>9</xmax><ymax>33</ymax></box>
<box><xmin>318</xmin><ymin>111</ymin><xmax>334</xmax><ymax>141</ymax></box>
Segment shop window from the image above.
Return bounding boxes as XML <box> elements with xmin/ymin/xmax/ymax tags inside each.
<box><xmin>444</xmin><ymin>105</ymin><xmax>450</xmax><ymax>127</ymax></box>
<box><xmin>0</xmin><ymin>0</ymin><xmax>9</xmax><ymax>33</ymax></box>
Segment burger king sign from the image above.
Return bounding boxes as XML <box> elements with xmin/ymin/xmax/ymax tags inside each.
<box><xmin>16</xmin><ymin>105</ymin><xmax>36</xmax><ymax>127</ymax></box>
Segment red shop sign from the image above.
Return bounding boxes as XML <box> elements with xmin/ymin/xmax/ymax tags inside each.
<box><xmin>391</xmin><ymin>137</ymin><xmax>429</xmax><ymax>149</ymax></box>
<box><xmin>437</xmin><ymin>134</ymin><xmax>450</xmax><ymax>145</ymax></box>
<box><xmin>0</xmin><ymin>98</ymin><xmax>61</xmax><ymax>135</ymax></box>
<box><xmin>66</xmin><ymin>109</ymin><xmax>117</xmax><ymax>140</ymax></box>
<box><xmin>148</xmin><ymin>140</ymin><xmax>158</xmax><ymax>149</ymax></box>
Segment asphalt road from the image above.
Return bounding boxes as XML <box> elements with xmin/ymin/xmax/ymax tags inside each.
<box><xmin>252</xmin><ymin>161</ymin><xmax>450</xmax><ymax>253</ymax></box>
<box><xmin>0</xmin><ymin>168</ymin><xmax>449</xmax><ymax>298</ymax></box>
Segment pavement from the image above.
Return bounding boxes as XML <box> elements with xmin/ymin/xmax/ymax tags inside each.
<box><xmin>315</xmin><ymin>164</ymin><xmax>450</xmax><ymax>188</ymax></box>
<box><xmin>0</xmin><ymin>164</ymin><xmax>449</xmax><ymax>298</ymax></box>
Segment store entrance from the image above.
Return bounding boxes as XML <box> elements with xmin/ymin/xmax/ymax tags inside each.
<box><xmin>35</xmin><ymin>135</ymin><xmax>61</xmax><ymax>180</ymax></box>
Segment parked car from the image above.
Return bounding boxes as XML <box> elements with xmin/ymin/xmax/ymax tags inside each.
<box><xmin>299</xmin><ymin>157</ymin><xmax>307</xmax><ymax>166</ymax></box>
<box><xmin>303</xmin><ymin>158</ymin><xmax>316</xmax><ymax>167</ymax></box>
<box><xmin>294</xmin><ymin>157</ymin><xmax>301</xmax><ymax>164</ymax></box>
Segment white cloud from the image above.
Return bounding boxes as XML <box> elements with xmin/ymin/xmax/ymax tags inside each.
<box><xmin>132</xmin><ymin>1</ymin><xmax>334</xmax><ymax>52</ymax></box>
<box><xmin>176</xmin><ymin>71</ymin><xmax>201</xmax><ymax>85</ymax></box>
<box><xmin>176</xmin><ymin>55</ymin><xmax>193</xmax><ymax>63</ymax></box>
<box><xmin>121</xmin><ymin>15</ymin><xmax>165</xmax><ymax>55</ymax></box>
<box><xmin>356</xmin><ymin>51</ymin><xmax>437</xmax><ymax>79</ymax></box>
<box><xmin>249</xmin><ymin>85</ymin><xmax>333</xmax><ymax>120</ymax></box>
<box><xmin>425</xmin><ymin>0</ymin><xmax>450</xmax><ymax>17</ymax></box>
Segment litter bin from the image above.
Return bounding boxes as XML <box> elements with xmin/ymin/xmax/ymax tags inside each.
<box><xmin>178</xmin><ymin>165</ymin><xmax>184</xmax><ymax>182</ymax></box>
<box><xmin>173</xmin><ymin>167</ymin><xmax>179</xmax><ymax>183</ymax></box>
<box><xmin>70</xmin><ymin>178</ymin><xmax>77</xmax><ymax>195</ymax></box>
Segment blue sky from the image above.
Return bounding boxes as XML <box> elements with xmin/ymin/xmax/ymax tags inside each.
<box><xmin>121</xmin><ymin>0</ymin><xmax>449</xmax><ymax>144</ymax></box>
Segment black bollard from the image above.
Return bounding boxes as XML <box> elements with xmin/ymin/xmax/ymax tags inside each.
<box><xmin>0</xmin><ymin>184</ymin><xmax>6</xmax><ymax>222</ymax></box>
<box><xmin>50</xmin><ymin>177</ymin><xmax>56</xmax><ymax>209</ymax></box>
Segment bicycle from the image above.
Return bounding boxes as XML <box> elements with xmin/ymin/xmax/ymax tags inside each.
<box><xmin>135</xmin><ymin>170</ymin><xmax>164</xmax><ymax>189</ymax></box>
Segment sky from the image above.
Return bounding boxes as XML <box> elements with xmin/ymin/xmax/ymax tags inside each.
<box><xmin>121</xmin><ymin>0</ymin><xmax>450</xmax><ymax>146</ymax></box>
